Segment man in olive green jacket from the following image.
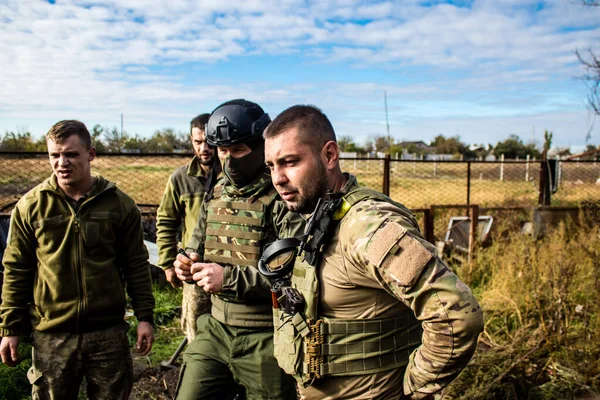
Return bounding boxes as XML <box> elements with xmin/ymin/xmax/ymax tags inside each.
<box><xmin>156</xmin><ymin>113</ymin><xmax>220</xmax><ymax>341</ymax></box>
<box><xmin>0</xmin><ymin>120</ymin><xmax>155</xmax><ymax>400</ymax></box>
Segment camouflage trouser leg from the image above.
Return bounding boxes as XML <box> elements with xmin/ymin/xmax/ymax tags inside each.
<box><xmin>29</xmin><ymin>322</ymin><xmax>133</xmax><ymax>400</ymax></box>
<box><xmin>181</xmin><ymin>283</ymin><xmax>211</xmax><ymax>341</ymax></box>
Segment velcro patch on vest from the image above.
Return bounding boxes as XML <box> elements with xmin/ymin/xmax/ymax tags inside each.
<box><xmin>366</xmin><ymin>221</ymin><xmax>433</xmax><ymax>287</ymax></box>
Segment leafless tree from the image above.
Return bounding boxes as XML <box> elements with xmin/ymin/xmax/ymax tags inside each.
<box><xmin>574</xmin><ymin>0</ymin><xmax>600</xmax><ymax>143</ymax></box>
<box><xmin>577</xmin><ymin>49</ymin><xmax>600</xmax><ymax>115</ymax></box>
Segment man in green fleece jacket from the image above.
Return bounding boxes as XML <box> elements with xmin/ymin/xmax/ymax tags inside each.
<box><xmin>156</xmin><ymin>113</ymin><xmax>219</xmax><ymax>341</ymax></box>
<box><xmin>0</xmin><ymin>120</ymin><xmax>155</xmax><ymax>400</ymax></box>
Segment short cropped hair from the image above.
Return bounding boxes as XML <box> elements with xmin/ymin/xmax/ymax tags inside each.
<box><xmin>46</xmin><ymin>120</ymin><xmax>92</xmax><ymax>150</ymax></box>
<box><xmin>263</xmin><ymin>105</ymin><xmax>336</xmax><ymax>155</ymax></box>
<box><xmin>190</xmin><ymin>113</ymin><xmax>210</xmax><ymax>135</ymax></box>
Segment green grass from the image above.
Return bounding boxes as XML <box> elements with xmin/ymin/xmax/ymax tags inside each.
<box><xmin>127</xmin><ymin>284</ymin><xmax>185</xmax><ymax>366</ymax></box>
<box><xmin>0</xmin><ymin>341</ymin><xmax>32</xmax><ymax>400</ymax></box>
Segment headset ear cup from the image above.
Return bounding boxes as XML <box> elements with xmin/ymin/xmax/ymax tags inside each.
<box><xmin>258</xmin><ymin>238</ymin><xmax>300</xmax><ymax>279</ymax></box>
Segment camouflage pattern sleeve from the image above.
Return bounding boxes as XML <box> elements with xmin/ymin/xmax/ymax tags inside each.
<box><xmin>340</xmin><ymin>199</ymin><xmax>484</xmax><ymax>399</ymax></box>
<box><xmin>156</xmin><ymin>174</ymin><xmax>183</xmax><ymax>270</ymax></box>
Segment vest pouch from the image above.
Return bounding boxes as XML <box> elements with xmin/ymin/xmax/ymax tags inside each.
<box><xmin>271</xmin><ymin>256</ymin><xmax>321</xmax><ymax>385</ymax></box>
<box><xmin>272</xmin><ymin>307</ymin><xmax>302</xmax><ymax>376</ymax></box>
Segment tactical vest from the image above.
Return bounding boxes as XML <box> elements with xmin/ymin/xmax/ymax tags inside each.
<box><xmin>272</xmin><ymin>187</ymin><xmax>423</xmax><ymax>386</ymax></box>
<box><xmin>205</xmin><ymin>181</ymin><xmax>279</xmax><ymax>328</ymax></box>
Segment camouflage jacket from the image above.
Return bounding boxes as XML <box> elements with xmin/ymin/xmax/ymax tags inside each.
<box><xmin>156</xmin><ymin>156</ymin><xmax>211</xmax><ymax>270</ymax></box>
<box><xmin>0</xmin><ymin>175</ymin><xmax>154</xmax><ymax>336</ymax></box>
<box><xmin>298</xmin><ymin>174</ymin><xmax>483</xmax><ymax>399</ymax></box>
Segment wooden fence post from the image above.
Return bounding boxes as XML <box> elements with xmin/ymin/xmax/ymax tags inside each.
<box><xmin>382</xmin><ymin>154</ymin><xmax>390</xmax><ymax>196</ymax></box>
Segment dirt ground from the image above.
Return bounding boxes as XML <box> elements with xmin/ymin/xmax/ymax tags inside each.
<box><xmin>131</xmin><ymin>361</ymin><xmax>180</xmax><ymax>400</ymax></box>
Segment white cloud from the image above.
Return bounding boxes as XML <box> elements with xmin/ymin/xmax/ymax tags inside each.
<box><xmin>0</xmin><ymin>0</ymin><xmax>599</xmax><ymax>148</ymax></box>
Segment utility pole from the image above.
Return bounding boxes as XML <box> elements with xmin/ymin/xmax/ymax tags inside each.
<box><xmin>120</xmin><ymin>113</ymin><xmax>123</xmax><ymax>137</ymax></box>
<box><xmin>384</xmin><ymin>91</ymin><xmax>391</xmax><ymax>153</ymax></box>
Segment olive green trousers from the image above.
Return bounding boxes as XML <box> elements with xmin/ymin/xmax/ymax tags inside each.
<box><xmin>175</xmin><ymin>314</ymin><xmax>296</xmax><ymax>400</ymax></box>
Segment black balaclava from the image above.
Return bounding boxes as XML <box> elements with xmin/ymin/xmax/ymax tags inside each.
<box><xmin>222</xmin><ymin>139</ymin><xmax>265</xmax><ymax>187</ymax></box>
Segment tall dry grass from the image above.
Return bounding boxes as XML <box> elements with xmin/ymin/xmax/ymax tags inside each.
<box><xmin>445</xmin><ymin>213</ymin><xmax>600</xmax><ymax>399</ymax></box>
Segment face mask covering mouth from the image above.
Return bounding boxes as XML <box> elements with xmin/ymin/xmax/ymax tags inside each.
<box><xmin>222</xmin><ymin>141</ymin><xmax>265</xmax><ymax>187</ymax></box>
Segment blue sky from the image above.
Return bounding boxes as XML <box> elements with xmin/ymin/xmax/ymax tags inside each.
<box><xmin>1</xmin><ymin>0</ymin><xmax>599</xmax><ymax>151</ymax></box>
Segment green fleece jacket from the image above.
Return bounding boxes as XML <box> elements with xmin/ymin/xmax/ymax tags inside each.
<box><xmin>0</xmin><ymin>174</ymin><xmax>155</xmax><ymax>336</ymax></box>
<box><xmin>156</xmin><ymin>156</ymin><xmax>209</xmax><ymax>271</ymax></box>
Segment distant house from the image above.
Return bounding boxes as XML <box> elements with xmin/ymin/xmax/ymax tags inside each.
<box><xmin>469</xmin><ymin>144</ymin><xmax>486</xmax><ymax>152</ymax></box>
<box><xmin>398</xmin><ymin>141</ymin><xmax>434</xmax><ymax>153</ymax></box>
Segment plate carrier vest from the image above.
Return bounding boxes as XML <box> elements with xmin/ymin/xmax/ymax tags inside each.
<box><xmin>204</xmin><ymin>180</ymin><xmax>280</xmax><ymax>328</ymax></box>
<box><xmin>271</xmin><ymin>187</ymin><xmax>423</xmax><ymax>386</ymax></box>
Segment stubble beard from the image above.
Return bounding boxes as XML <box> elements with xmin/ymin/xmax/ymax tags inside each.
<box><xmin>198</xmin><ymin>152</ymin><xmax>214</xmax><ymax>166</ymax></box>
<box><xmin>285</xmin><ymin>162</ymin><xmax>329</xmax><ymax>214</ymax></box>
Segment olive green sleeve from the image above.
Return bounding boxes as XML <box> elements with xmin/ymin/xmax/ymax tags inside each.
<box><xmin>0</xmin><ymin>205</ymin><xmax>37</xmax><ymax>336</ymax></box>
<box><xmin>185</xmin><ymin>196</ymin><xmax>208</xmax><ymax>254</ymax></box>
<box><xmin>118</xmin><ymin>199</ymin><xmax>155</xmax><ymax>322</ymax></box>
<box><xmin>156</xmin><ymin>175</ymin><xmax>183</xmax><ymax>270</ymax></box>
<box><xmin>220</xmin><ymin>265</ymin><xmax>272</xmax><ymax>302</ymax></box>
<box><xmin>341</xmin><ymin>200</ymin><xmax>484</xmax><ymax>399</ymax></box>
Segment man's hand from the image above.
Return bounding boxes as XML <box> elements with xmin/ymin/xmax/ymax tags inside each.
<box><xmin>174</xmin><ymin>251</ymin><xmax>200</xmax><ymax>282</ymax></box>
<box><xmin>136</xmin><ymin>321</ymin><xmax>154</xmax><ymax>356</ymax></box>
<box><xmin>0</xmin><ymin>336</ymin><xmax>19</xmax><ymax>367</ymax></box>
<box><xmin>164</xmin><ymin>266</ymin><xmax>182</xmax><ymax>288</ymax></box>
<box><xmin>191</xmin><ymin>262</ymin><xmax>224</xmax><ymax>293</ymax></box>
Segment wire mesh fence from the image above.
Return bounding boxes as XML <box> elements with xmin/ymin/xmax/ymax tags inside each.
<box><xmin>0</xmin><ymin>152</ymin><xmax>191</xmax><ymax>211</ymax></box>
<box><xmin>1</xmin><ymin>153</ymin><xmax>599</xmax><ymax>213</ymax></box>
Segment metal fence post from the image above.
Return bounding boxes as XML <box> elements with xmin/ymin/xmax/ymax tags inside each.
<box><xmin>383</xmin><ymin>154</ymin><xmax>390</xmax><ymax>196</ymax></box>
<box><xmin>539</xmin><ymin>158</ymin><xmax>551</xmax><ymax>205</ymax></box>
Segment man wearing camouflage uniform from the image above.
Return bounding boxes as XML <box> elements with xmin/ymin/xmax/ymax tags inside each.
<box><xmin>156</xmin><ymin>113</ymin><xmax>219</xmax><ymax>341</ymax></box>
<box><xmin>0</xmin><ymin>120</ymin><xmax>155</xmax><ymax>399</ymax></box>
<box><xmin>173</xmin><ymin>100</ymin><xmax>304</xmax><ymax>399</ymax></box>
<box><xmin>261</xmin><ymin>105</ymin><xmax>484</xmax><ymax>399</ymax></box>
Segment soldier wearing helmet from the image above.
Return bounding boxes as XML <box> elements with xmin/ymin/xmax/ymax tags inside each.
<box><xmin>173</xmin><ymin>100</ymin><xmax>304</xmax><ymax>400</ymax></box>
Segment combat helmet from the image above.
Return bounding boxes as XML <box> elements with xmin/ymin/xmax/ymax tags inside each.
<box><xmin>206</xmin><ymin>99</ymin><xmax>271</xmax><ymax>147</ymax></box>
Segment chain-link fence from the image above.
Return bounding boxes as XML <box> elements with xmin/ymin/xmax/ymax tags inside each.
<box><xmin>0</xmin><ymin>152</ymin><xmax>191</xmax><ymax>211</ymax></box>
<box><xmin>1</xmin><ymin>153</ymin><xmax>599</xmax><ymax>213</ymax></box>
<box><xmin>340</xmin><ymin>157</ymin><xmax>600</xmax><ymax>209</ymax></box>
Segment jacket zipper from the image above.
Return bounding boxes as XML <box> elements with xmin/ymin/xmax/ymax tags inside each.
<box><xmin>73</xmin><ymin>217</ymin><xmax>85</xmax><ymax>333</ymax></box>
